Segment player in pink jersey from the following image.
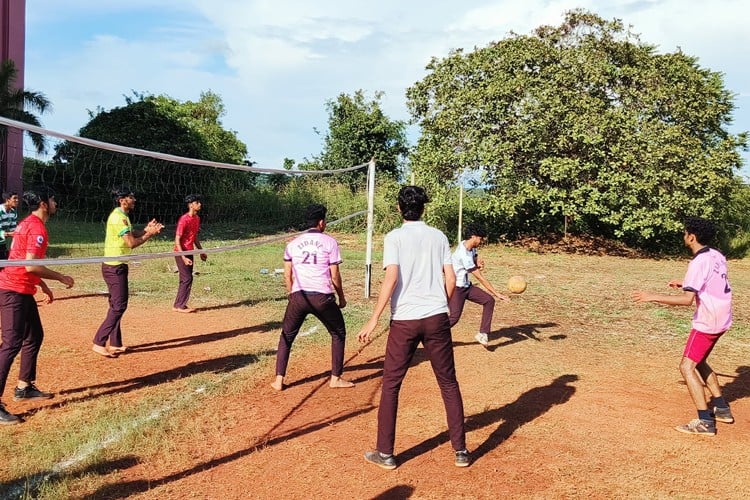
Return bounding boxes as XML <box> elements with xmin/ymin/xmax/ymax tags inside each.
<box><xmin>271</xmin><ymin>204</ymin><xmax>354</xmax><ymax>391</ymax></box>
<box><xmin>633</xmin><ymin>217</ymin><xmax>734</xmax><ymax>436</ymax></box>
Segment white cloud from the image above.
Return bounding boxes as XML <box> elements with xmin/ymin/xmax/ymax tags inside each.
<box><xmin>22</xmin><ymin>0</ymin><xmax>750</xmax><ymax>170</ymax></box>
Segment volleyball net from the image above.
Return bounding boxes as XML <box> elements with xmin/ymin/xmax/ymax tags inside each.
<box><xmin>0</xmin><ymin>116</ymin><xmax>374</xmax><ymax>271</ymax></box>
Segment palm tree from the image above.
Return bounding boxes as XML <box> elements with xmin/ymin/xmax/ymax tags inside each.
<box><xmin>0</xmin><ymin>58</ymin><xmax>50</xmax><ymax>154</ymax></box>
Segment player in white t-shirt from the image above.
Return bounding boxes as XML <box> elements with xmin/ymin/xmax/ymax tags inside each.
<box><xmin>449</xmin><ymin>223</ymin><xmax>509</xmax><ymax>347</ymax></box>
<box><xmin>633</xmin><ymin>217</ymin><xmax>734</xmax><ymax>436</ymax></box>
<box><xmin>271</xmin><ymin>204</ymin><xmax>353</xmax><ymax>391</ymax></box>
<box><xmin>358</xmin><ymin>186</ymin><xmax>470</xmax><ymax>470</ymax></box>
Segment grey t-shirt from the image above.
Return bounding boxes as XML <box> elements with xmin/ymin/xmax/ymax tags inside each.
<box><xmin>383</xmin><ymin>220</ymin><xmax>451</xmax><ymax>320</ymax></box>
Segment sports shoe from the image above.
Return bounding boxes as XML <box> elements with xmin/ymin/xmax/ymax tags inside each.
<box><xmin>475</xmin><ymin>332</ymin><xmax>489</xmax><ymax>347</ymax></box>
<box><xmin>14</xmin><ymin>383</ymin><xmax>54</xmax><ymax>401</ymax></box>
<box><xmin>675</xmin><ymin>418</ymin><xmax>716</xmax><ymax>436</ymax></box>
<box><xmin>454</xmin><ymin>449</ymin><xmax>471</xmax><ymax>467</ymax></box>
<box><xmin>364</xmin><ymin>450</ymin><xmax>397</xmax><ymax>470</ymax></box>
<box><xmin>0</xmin><ymin>402</ymin><xmax>20</xmax><ymax>425</ymax></box>
<box><xmin>713</xmin><ymin>406</ymin><xmax>734</xmax><ymax>424</ymax></box>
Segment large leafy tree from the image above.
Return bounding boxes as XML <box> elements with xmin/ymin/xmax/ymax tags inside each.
<box><xmin>45</xmin><ymin>91</ymin><xmax>252</xmax><ymax>222</ymax></box>
<box><xmin>303</xmin><ymin>90</ymin><xmax>409</xmax><ymax>185</ymax></box>
<box><xmin>0</xmin><ymin>59</ymin><xmax>51</xmax><ymax>154</ymax></box>
<box><xmin>407</xmin><ymin>9</ymin><xmax>747</xmax><ymax>249</ymax></box>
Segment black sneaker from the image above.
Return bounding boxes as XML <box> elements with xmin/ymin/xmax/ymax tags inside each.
<box><xmin>455</xmin><ymin>449</ymin><xmax>471</xmax><ymax>467</ymax></box>
<box><xmin>713</xmin><ymin>406</ymin><xmax>734</xmax><ymax>424</ymax></box>
<box><xmin>0</xmin><ymin>402</ymin><xmax>20</xmax><ymax>425</ymax></box>
<box><xmin>14</xmin><ymin>383</ymin><xmax>54</xmax><ymax>401</ymax></box>
<box><xmin>364</xmin><ymin>450</ymin><xmax>397</xmax><ymax>470</ymax></box>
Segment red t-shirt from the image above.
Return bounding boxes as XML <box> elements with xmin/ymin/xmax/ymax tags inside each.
<box><xmin>174</xmin><ymin>213</ymin><xmax>201</xmax><ymax>251</ymax></box>
<box><xmin>0</xmin><ymin>214</ymin><xmax>48</xmax><ymax>294</ymax></box>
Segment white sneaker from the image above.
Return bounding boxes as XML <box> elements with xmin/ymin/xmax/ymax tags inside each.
<box><xmin>475</xmin><ymin>332</ymin><xmax>489</xmax><ymax>346</ymax></box>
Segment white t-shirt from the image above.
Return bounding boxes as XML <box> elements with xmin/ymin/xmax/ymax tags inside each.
<box><xmin>452</xmin><ymin>240</ymin><xmax>477</xmax><ymax>288</ymax></box>
<box><xmin>383</xmin><ymin>220</ymin><xmax>451</xmax><ymax>320</ymax></box>
<box><xmin>284</xmin><ymin>230</ymin><xmax>342</xmax><ymax>294</ymax></box>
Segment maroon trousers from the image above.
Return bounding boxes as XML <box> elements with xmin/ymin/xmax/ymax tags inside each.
<box><xmin>93</xmin><ymin>263</ymin><xmax>128</xmax><ymax>348</ymax></box>
<box><xmin>275</xmin><ymin>291</ymin><xmax>347</xmax><ymax>377</ymax></box>
<box><xmin>377</xmin><ymin>313</ymin><xmax>466</xmax><ymax>455</ymax></box>
<box><xmin>0</xmin><ymin>290</ymin><xmax>44</xmax><ymax>397</ymax></box>
<box><xmin>448</xmin><ymin>285</ymin><xmax>495</xmax><ymax>334</ymax></box>
<box><xmin>173</xmin><ymin>256</ymin><xmax>194</xmax><ymax>309</ymax></box>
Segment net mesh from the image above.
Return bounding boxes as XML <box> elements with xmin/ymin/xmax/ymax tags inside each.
<box><xmin>0</xmin><ymin>117</ymin><xmax>369</xmax><ymax>265</ymax></box>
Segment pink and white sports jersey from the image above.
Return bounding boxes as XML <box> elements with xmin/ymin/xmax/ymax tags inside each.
<box><xmin>683</xmin><ymin>247</ymin><xmax>732</xmax><ymax>333</ymax></box>
<box><xmin>284</xmin><ymin>230</ymin><xmax>342</xmax><ymax>294</ymax></box>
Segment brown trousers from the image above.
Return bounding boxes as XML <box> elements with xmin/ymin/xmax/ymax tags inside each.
<box><xmin>377</xmin><ymin>312</ymin><xmax>466</xmax><ymax>455</ymax></box>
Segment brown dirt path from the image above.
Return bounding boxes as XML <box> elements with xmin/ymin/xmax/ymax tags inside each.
<box><xmin>2</xmin><ymin>267</ymin><xmax>749</xmax><ymax>499</ymax></box>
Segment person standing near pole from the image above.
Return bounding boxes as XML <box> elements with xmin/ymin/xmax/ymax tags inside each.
<box><xmin>173</xmin><ymin>194</ymin><xmax>206</xmax><ymax>313</ymax></box>
<box><xmin>92</xmin><ymin>187</ymin><xmax>163</xmax><ymax>357</ymax></box>
<box><xmin>0</xmin><ymin>189</ymin><xmax>74</xmax><ymax>424</ymax></box>
<box><xmin>271</xmin><ymin>204</ymin><xmax>354</xmax><ymax>390</ymax></box>
<box><xmin>358</xmin><ymin>185</ymin><xmax>470</xmax><ymax>469</ymax></box>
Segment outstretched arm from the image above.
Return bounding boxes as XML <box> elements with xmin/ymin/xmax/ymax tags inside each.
<box><xmin>632</xmin><ymin>288</ymin><xmax>695</xmax><ymax>306</ymax></box>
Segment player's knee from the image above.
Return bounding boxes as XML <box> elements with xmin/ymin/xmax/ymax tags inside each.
<box><xmin>678</xmin><ymin>357</ymin><xmax>695</xmax><ymax>376</ymax></box>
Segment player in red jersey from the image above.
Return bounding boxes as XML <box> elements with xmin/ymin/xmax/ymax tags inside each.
<box><xmin>173</xmin><ymin>194</ymin><xmax>207</xmax><ymax>313</ymax></box>
<box><xmin>0</xmin><ymin>189</ymin><xmax>74</xmax><ymax>425</ymax></box>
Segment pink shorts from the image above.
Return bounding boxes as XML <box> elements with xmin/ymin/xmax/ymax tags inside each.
<box><xmin>683</xmin><ymin>328</ymin><xmax>724</xmax><ymax>363</ymax></box>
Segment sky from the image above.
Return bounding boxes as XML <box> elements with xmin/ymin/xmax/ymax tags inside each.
<box><xmin>22</xmin><ymin>0</ymin><xmax>750</xmax><ymax>177</ymax></box>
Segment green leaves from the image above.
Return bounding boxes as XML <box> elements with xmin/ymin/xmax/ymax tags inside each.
<box><xmin>303</xmin><ymin>90</ymin><xmax>409</xmax><ymax>186</ymax></box>
<box><xmin>0</xmin><ymin>59</ymin><xmax>51</xmax><ymax>154</ymax></box>
<box><xmin>406</xmin><ymin>9</ymin><xmax>747</xmax><ymax>251</ymax></box>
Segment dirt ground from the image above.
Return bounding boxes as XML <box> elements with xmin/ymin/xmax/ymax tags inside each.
<box><xmin>3</xmin><ymin>265</ymin><xmax>750</xmax><ymax>499</ymax></box>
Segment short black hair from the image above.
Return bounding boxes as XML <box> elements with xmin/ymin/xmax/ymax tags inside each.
<box><xmin>305</xmin><ymin>204</ymin><xmax>327</xmax><ymax>229</ymax></box>
<box><xmin>464</xmin><ymin>222</ymin><xmax>487</xmax><ymax>239</ymax></box>
<box><xmin>684</xmin><ymin>217</ymin><xmax>716</xmax><ymax>245</ymax></box>
<box><xmin>184</xmin><ymin>193</ymin><xmax>202</xmax><ymax>204</ymax></box>
<box><xmin>397</xmin><ymin>185</ymin><xmax>429</xmax><ymax>221</ymax></box>
<box><xmin>2</xmin><ymin>191</ymin><xmax>17</xmax><ymax>202</ymax></box>
<box><xmin>23</xmin><ymin>187</ymin><xmax>55</xmax><ymax>211</ymax></box>
<box><xmin>112</xmin><ymin>185</ymin><xmax>134</xmax><ymax>203</ymax></box>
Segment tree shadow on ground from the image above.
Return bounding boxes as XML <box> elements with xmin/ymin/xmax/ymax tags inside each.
<box><xmin>46</xmin><ymin>293</ymin><xmax>107</xmax><ymax>302</ymax></box>
<box><xmin>395</xmin><ymin>374</ymin><xmax>579</xmax><ymax>465</ymax></box>
<box><xmin>79</xmin><ymin>375</ymin><xmax>382</xmax><ymax>499</ymax></box>
<box><xmin>192</xmin><ymin>296</ymin><xmax>287</xmax><ymax>312</ymax></box>
<box><xmin>0</xmin><ymin>455</ymin><xmax>140</xmax><ymax>499</ymax></box>
<box><xmin>127</xmin><ymin>323</ymin><xmax>281</xmax><ymax>353</ymax></box>
<box><xmin>719</xmin><ymin>365</ymin><xmax>750</xmax><ymax>403</ymax></box>
<box><xmin>19</xmin><ymin>353</ymin><xmax>271</xmax><ymax>419</ymax></box>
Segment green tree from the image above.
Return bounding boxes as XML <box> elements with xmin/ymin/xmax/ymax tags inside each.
<box><xmin>51</xmin><ymin>91</ymin><xmax>253</xmax><ymax>222</ymax></box>
<box><xmin>407</xmin><ymin>9</ymin><xmax>748</xmax><ymax>250</ymax></box>
<box><xmin>304</xmin><ymin>90</ymin><xmax>409</xmax><ymax>185</ymax></box>
<box><xmin>0</xmin><ymin>59</ymin><xmax>51</xmax><ymax>154</ymax></box>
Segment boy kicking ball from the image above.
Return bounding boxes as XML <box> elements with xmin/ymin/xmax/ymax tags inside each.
<box><xmin>633</xmin><ymin>217</ymin><xmax>734</xmax><ymax>436</ymax></box>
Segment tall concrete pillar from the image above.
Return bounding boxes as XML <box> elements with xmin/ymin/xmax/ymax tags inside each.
<box><xmin>0</xmin><ymin>0</ymin><xmax>26</xmax><ymax>194</ymax></box>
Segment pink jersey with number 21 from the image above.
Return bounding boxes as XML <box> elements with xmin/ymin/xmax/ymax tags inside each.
<box><xmin>284</xmin><ymin>230</ymin><xmax>342</xmax><ymax>294</ymax></box>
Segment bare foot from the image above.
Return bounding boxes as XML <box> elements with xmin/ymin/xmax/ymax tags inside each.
<box><xmin>173</xmin><ymin>307</ymin><xmax>195</xmax><ymax>313</ymax></box>
<box><xmin>92</xmin><ymin>344</ymin><xmax>117</xmax><ymax>358</ymax></box>
<box><xmin>270</xmin><ymin>376</ymin><xmax>285</xmax><ymax>391</ymax></box>
<box><xmin>108</xmin><ymin>346</ymin><xmax>128</xmax><ymax>354</ymax></box>
<box><xmin>329</xmin><ymin>377</ymin><xmax>355</xmax><ymax>388</ymax></box>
